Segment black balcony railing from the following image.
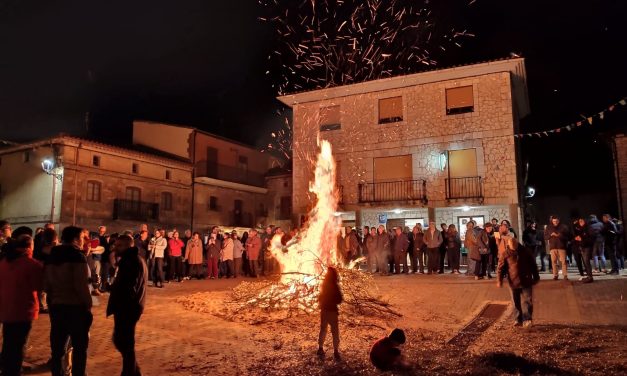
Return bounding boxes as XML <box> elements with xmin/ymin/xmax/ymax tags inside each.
<box><xmin>230</xmin><ymin>211</ymin><xmax>254</xmax><ymax>227</ymax></box>
<box><xmin>113</xmin><ymin>199</ymin><xmax>159</xmax><ymax>221</ymax></box>
<box><xmin>196</xmin><ymin>162</ymin><xmax>266</xmax><ymax>187</ymax></box>
<box><xmin>358</xmin><ymin>179</ymin><xmax>427</xmax><ymax>203</ymax></box>
<box><xmin>445</xmin><ymin>176</ymin><xmax>483</xmax><ymax>200</ymax></box>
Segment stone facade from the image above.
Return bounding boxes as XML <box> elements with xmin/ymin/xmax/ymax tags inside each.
<box><xmin>280</xmin><ymin>58</ymin><xmax>530</xmax><ymax>234</ymax></box>
<box><xmin>614</xmin><ymin>134</ymin><xmax>627</xmax><ymax>221</ymax></box>
<box><xmin>265</xmin><ymin>173</ymin><xmax>294</xmax><ymax>230</ymax></box>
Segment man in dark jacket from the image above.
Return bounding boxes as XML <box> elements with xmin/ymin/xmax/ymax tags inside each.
<box><xmin>44</xmin><ymin>226</ymin><xmax>93</xmax><ymax>376</ymax></box>
<box><xmin>602</xmin><ymin>214</ymin><xmax>620</xmax><ymax>275</ymax></box>
<box><xmin>392</xmin><ymin>228</ymin><xmax>409</xmax><ymax>274</ymax></box>
<box><xmin>497</xmin><ymin>224</ymin><xmax>540</xmax><ymax>328</ymax></box>
<box><xmin>544</xmin><ymin>216</ymin><xmax>571</xmax><ymax>280</ymax></box>
<box><xmin>107</xmin><ymin>234</ymin><xmax>147</xmax><ymax>376</ymax></box>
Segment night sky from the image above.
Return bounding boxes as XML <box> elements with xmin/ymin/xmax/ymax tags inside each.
<box><xmin>1</xmin><ymin>0</ymin><xmax>626</xmax><ymax>221</ymax></box>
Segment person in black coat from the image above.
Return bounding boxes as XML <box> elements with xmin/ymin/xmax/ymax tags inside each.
<box><xmin>107</xmin><ymin>234</ymin><xmax>147</xmax><ymax>376</ymax></box>
<box><xmin>317</xmin><ymin>267</ymin><xmax>343</xmax><ymax>361</ymax></box>
<box><xmin>571</xmin><ymin>218</ymin><xmax>588</xmax><ymax>278</ymax></box>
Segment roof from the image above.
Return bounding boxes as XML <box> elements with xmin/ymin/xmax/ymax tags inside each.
<box><xmin>0</xmin><ymin>134</ymin><xmax>192</xmax><ymax>169</ymax></box>
<box><xmin>277</xmin><ymin>57</ymin><xmax>530</xmax><ymax>118</ymax></box>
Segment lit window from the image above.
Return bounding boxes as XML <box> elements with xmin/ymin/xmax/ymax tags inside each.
<box><xmin>446</xmin><ymin>86</ymin><xmax>474</xmax><ymax>115</ymax></box>
<box><xmin>86</xmin><ymin>181</ymin><xmax>101</xmax><ymax>202</ymax></box>
<box><xmin>378</xmin><ymin>97</ymin><xmax>403</xmax><ymax>124</ymax></box>
<box><xmin>320</xmin><ymin>105</ymin><xmax>341</xmax><ymax>131</ymax></box>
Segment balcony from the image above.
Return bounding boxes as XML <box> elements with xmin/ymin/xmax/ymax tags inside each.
<box><xmin>113</xmin><ymin>199</ymin><xmax>159</xmax><ymax>221</ymax></box>
<box><xmin>445</xmin><ymin>176</ymin><xmax>483</xmax><ymax>201</ymax></box>
<box><xmin>229</xmin><ymin>211</ymin><xmax>254</xmax><ymax>227</ymax></box>
<box><xmin>358</xmin><ymin>179</ymin><xmax>427</xmax><ymax>204</ymax></box>
<box><xmin>196</xmin><ymin>162</ymin><xmax>266</xmax><ymax>187</ymax></box>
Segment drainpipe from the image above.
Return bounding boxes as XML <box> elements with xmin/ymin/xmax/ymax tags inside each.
<box><xmin>190</xmin><ymin>131</ymin><xmax>197</xmax><ymax>232</ymax></box>
<box><xmin>612</xmin><ymin>136</ymin><xmax>625</xmax><ymax>221</ymax></box>
<box><xmin>72</xmin><ymin>144</ymin><xmax>80</xmax><ymax>225</ymax></box>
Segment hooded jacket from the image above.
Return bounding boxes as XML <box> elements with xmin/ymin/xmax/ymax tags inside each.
<box><xmin>544</xmin><ymin>222</ymin><xmax>570</xmax><ymax>250</ymax></box>
<box><xmin>0</xmin><ymin>247</ymin><xmax>43</xmax><ymax>322</ymax></box>
<box><xmin>44</xmin><ymin>244</ymin><xmax>92</xmax><ymax>310</ymax></box>
<box><xmin>497</xmin><ymin>242</ymin><xmax>540</xmax><ymax>289</ymax></box>
<box><xmin>106</xmin><ymin>246</ymin><xmax>147</xmax><ymax>318</ymax></box>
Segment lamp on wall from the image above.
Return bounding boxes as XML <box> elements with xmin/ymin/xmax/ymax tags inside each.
<box><xmin>438</xmin><ymin>152</ymin><xmax>447</xmax><ymax>171</ymax></box>
<box><xmin>41</xmin><ymin>158</ymin><xmax>63</xmax><ymax>181</ymax></box>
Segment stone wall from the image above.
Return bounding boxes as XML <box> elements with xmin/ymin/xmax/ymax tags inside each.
<box><xmin>292</xmin><ymin>71</ymin><xmax>520</xmax><ymax>215</ymax></box>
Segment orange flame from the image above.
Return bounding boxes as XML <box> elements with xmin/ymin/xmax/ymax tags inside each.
<box><xmin>270</xmin><ymin>139</ymin><xmax>341</xmax><ymax>285</ymax></box>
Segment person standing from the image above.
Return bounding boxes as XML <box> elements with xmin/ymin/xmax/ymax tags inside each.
<box><xmin>317</xmin><ymin>267</ymin><xmax>343</xmax><ymax>361</ymax></box>
<box><xmin>411</xmin><ymin>224</ymin><xmax>426</xmax><ymax>274</ymax></box>
<box><xmin>602</xmin><ymin>214</ymin><xmax>620</xmax><ymax>275</ymax></box>
<box><xmin>438</xmin><ymin>223</ymin><xmax>448</xmax><ymax>273</ymax></box>
<box><xmin>232</xmin><ymin>231</ymin><xmax>244</xmax><ymax>278</ymax></box>
<box><xmin>44</xmin><ymin>226</ymin><xmax>93</xmax><ymax>376</ymax></box>
<box><xmin>375</xmin><ymin>225</ymin><xmax>391</xmax><ymax>275</ymax></box>
<box><xmin>392</xmin><ymin>227</ymin><xmax>409</xmax><ymax>274</ymax></box>
<box><xmin>167</xmin><ymin>231</ymin><xmax>185</xmax><ymax>283</ymax></box>
<box><xmin>246</xmin><ymin>229</ymin><xmax>261</xmax><ymax>278</ymax></box>
<box><xmin>424</xmin><ymin>222</ymin><xmax>442</xmax><ymax>274</ymax></box>
<box><xmin>365</xmin><ymin>227</ymin><xmax>377</xmax><ymax>272</ymax></box>
<box><xmin>496</xmin><ymin>224</ymin><xmax>540</xmax><ymax>328</ymax></box>
<box><xmin>149</xmin><ymin>229</ymin><xmax>167</xmax><ymax>288</ymax></box>
<box><xmin>465</xmin><ymin>221</ymin><xmax>489</xmax><ymax>280</ymax></box>
<box><xmin>544</xmin><ymin>216</ymin><xmax>571</xmax><ymax>281</ymax></box>
<box><xmin>445</xmin><ymin>225</ymin><xmax>462</xmax><ymax>274</ymax></box>
<box><xmin>0</xmin><ymin>235</ymin><xmax>43</xmax><ymax>376</ymax></box>
<box><xmin>107</xmin><ymin>235</ymin><xmax>147</xmax><ymax>376</ymax></box>
<box><xmin>588</xmin><ymin>215</ymin><xmax>606</xmax><ymax>273</ymax></box>
<box><xmin>206</xmin><ymin>233</ymin><xmax>220</xmax><ymax>279</ymax></box>
<box><xmin>571</xmin><ymin>218</ymin><xmax>587</xmax><ymax>278</ymax></box>
<box><xmin>485</xmin><ymin>223</ymin><xmax>499</xmax><ymax>277</ymax></box>
<box><xmin>345</xmin><ymin>227</ymin><xmax>359</xmax><ymax>263</ymax></box>
<box><xmin>184</xmin><ymin>232</ymin><xmax>204</xmax><ymax>279</ymax></box>
<box><xmin>221</xmin><ymin>234</ymin><xmax>235</xmax><ymax>278</ymax></box>
<box><xmin>522</xmin><ymin>222</ymin><xmax>540</xmax><ymax>269</ymax></box>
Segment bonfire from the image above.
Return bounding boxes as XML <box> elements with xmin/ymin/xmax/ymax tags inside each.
<box><xmin>228</xmin><ymin>139</ymin><xmax>399</xmax><ymax>318</ymax></box>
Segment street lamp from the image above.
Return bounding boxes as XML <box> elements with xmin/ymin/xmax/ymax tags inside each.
<box><xmin>526</xmin><ymin>186</ymin><xmax>536</xmax><ymax>198</ymax></box>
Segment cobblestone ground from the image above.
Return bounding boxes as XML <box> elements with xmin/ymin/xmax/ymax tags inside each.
<box><xmin>10</xmin><ymin>266</ymin><xmax>627</xmax><ymax>376</ymax></box>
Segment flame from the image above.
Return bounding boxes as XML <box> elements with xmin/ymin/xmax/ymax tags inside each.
<box><xmin>270</xmin><ymin>139</ymin><xmax>341</xmax><ymax>285</ymax></box>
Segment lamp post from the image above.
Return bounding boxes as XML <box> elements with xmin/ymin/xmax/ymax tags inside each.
<box><xmin>41</xmin><ymin>158</ymin><xmax>63</xmax><ymax>224</ymax></box>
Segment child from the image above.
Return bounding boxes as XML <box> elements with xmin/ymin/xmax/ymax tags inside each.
<box><xmin>317</xmin><ymin>267</ymin><xmax>343</xmax><ymax>360</ymax></box>
<box><xmin>370</xmin><ymin>328</ymin><xmax>409</xmax><ymax>371</ymax></box>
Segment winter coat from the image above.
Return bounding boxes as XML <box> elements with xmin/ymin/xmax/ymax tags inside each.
<box><xmin>167</xmin><ymin>238</ymin><xmax>185</xmax><ymax>257</ymax></box>
<box><xmin>0</xmin><ymin>249</ymin><xmax>43</xmax><ymax>322</ymax></box>
<box><xmin>573</xmin><ymin>223</ymin><xmax>592</xmax><ymax>248</ymax></box>
<box><xmin>522</xmin><ymin>228</ymin><xmax>539</xmax><ymax>247</ymax></box>
<box><xmin>602</xmin><ymin>220</ymin><xmax>618</xmax><ymax>247</ymax></box>
<box><xmin>544</xmin><ymin>223</ymin><xmax>570</xmax><ymax>250</ymax></box>
<box><xmin>318</xmin><ymin>280</ymin><xmax>343</xmax><ymax>313</ymax></box>
<box><xmin>392</xmin><ymin>234</ymin><xmax>409</xmax><ymax>254</ymax></box>
<box><xmin>412</xmin><ymin>231</ymin><xmax>426</xmax><ymax>252</ymax></box>
<box><xmin>497</xmin><ymin>241</ymin><xmax>540</xmax><ymax>289</ymax></box>
<box><xmin>246</xmin><ymin>235</ymin><xmax>262</xmax><ymax>261</ymax></box>
<box><xmin>185</xmin><ymin>238</ymin><xmax>203</xmax><ymax>265</ymax></box>
<box><xmin>424</xmin><ymin>229</ymin><xmax>442</xmax><ymax>249</ymax></box>
<box><xmin>233</xmin><ymin>239</ymin><xmax>244</xmax><ymax>259</ymax></box>
<box><xmin>206</xmin><ymin>240</ymin><xmax>221</xmax><ymax>259</ymax></box>
<box><xmin>150</xmin><ymin>236</ymin><xmax>167</xmax><ymax>258</ymax></box>
<box><xmin>347</xmin><ymin>232</ymin><xmax>359</xmax><ymax>256</ymax></box>
<box><xmin>106</xmin><ymin>247</ymin><xmax>147</xmax><ymax>318</ymax></box>
<box><xmin>221</xmin><ymin>238</ymin><xmax>234</xmax><ymax>261</ymax></box>
<box><xmin>44</xmin><ymin>244</ymin><xmax>92</xmax><ymax>310</ymax></box>
<box><xmin>465</xmin><ymin>227</ymin><xmax>488</xmax><ymax>261</ymax></box>
<box><xmin>445</xmin><ymin>231</ymin><xmax>462</xmax><ymax>251</ymax></box>
<box><xmin>375</xmin><ymin>233</ymin><xmax>391</xmax><ymax>256</ymax></box>
<box><xmin>587</xmin><ymin>217</ymin><xmax>604</xmax><ymax>242</ymax></box>
<box><xmin>366</xmin><ymin>235</ymin><xmax>377</xmax><ymax>255</ymax></box>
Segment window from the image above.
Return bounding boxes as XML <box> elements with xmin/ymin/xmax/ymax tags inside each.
<box><xmin>125</xmin><ymin>187</ymin><xmax>141</xmax><ymax>202</ymax></box>
<box><xmin>92</xmin><ymin>155</ymin><xmax>100</xmax><ymax>167</ymax></box>
<box><xmin>238</xmin><ymin>155</ymin><xmax>248</xmax><ymax>171</ymax></box>
<box><xmin>378</xmin><ymin>97</ymin><xmax>403</xmax><ymax>124</ymax></box>
<box><xmin>161</xmin><ymin>192</ymin><xmax>173</xmax><ymax>211</ymax></box>
<box><xmin>208</xmin><ymin>196</ymin><xmax>218</xmax><ymax>211</ymax></box>
<box><xmin>165</xmin><ymin>170</ymin><xmax>171</xmax><ymax>180</ymax></box>
<box><xmin>319</xmin><ymin>105</ymin><xmax>341</xmax><ymax>131</ymax></box>
<box><xmin>373</xmin><ymin>155</ymin><xmax>412</xmax><ymax>182</ymax></box>
<box><xmin>131</xmin><ymin>163</ymin><xmax>139</xmax><ymax>174</ymax></box>
<box><xmin>446</xmin><ymin>86</ymin><xmax>474</xmax><ymax>115</ymax></box>
<box><xmin>86</xmin><ymin>181</ymin><xmax>101</xmax><ymax>202</ymax></box>
<box><xmin>23</xmin><ymin>151</ymin><xmax>30</xmax><ymax>163</ymax></box>
<box><xmin>448</xmin><ymin>149</ymin><xmax>478</xmax><ymax>178</ymax></box>
<box><xmin>279</xmin><ymin>196</ymin><xmax>292</xmax><ymax>220</ymax></box>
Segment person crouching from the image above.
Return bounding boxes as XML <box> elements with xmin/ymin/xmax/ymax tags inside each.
<box><xmin>369</xmin><ymin>328</ymin><xmax>410</xmax><ymax>371</ymax></box>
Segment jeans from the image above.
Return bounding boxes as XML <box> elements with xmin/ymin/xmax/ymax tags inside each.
<box><xmin>427</xmin><ymin>248</ymin><xmax>439</xmax><ymax>273</ymax></box>
<box><xmin>581</xmin><ymin>247</ymin><xmax>593</xmax><ymax>279</ymax></box>
<box><xmin>248</xmin><ymin>259</ymin><xmax>258</xmax><ymax>277</ymax></box>
<box><xmin>168</xmin><ymin>255</ymin><xmax>183</xmax><ymax>281</ymax></box>
<box><xmin>474</xmin><ymin>254</ymin><xmax>489</xmax><ymax>277</ymax></box>
<box><xmin>207</xmin><ymin>256</ymin><xmax>218</xmax><ymax>278</ymax></box>
<box><xmin>438</xmin><ymin>247</ymin><xmax>447</xmax><ymax>272</ymax></box>
<box><xmin>550</xmin><ymin>249</ymin><xmax>568</xmax><ymax>278</ymax></box>
<box><xmin>393</xmin><ymin>250</ymin><xmax>408</xmax><ymax>273</ymax></box>
<box><xmin>538</xmin><ymin>246</ymin><xmax>549</xmax><ymax>271</ymax></box>
<box><xmin>153</xmin><ymin>257</ymin><xmax>164</xmax><ymax>284</ymax></box>
<box><xmin>224</xmin><ymin>259</ymin><xmax>234</xmax><ymax>277</ymax></box>
<box><xmin>318</xmin><ymin>310</ymin><xmax>339</xmax><ymax>352</ymax></box>
<box><xmin>511</xmin><ymin>287</ymin><xmax>533</xmax><ymax>323</ymax></box>
<box><xmin>447</xmin><ymin>247</ymin><xmax>460</xmax><ymax>271</ymax></box>
<box><xmin>93</xmin><ymin>260</ymin><xmax>102</xmax><ymax>289</ymax></box>
<box><xmin>113</xmin><ymin>313</ymin><xmax>142</xmax><ymax>376</ymax></box>
<box><xmin>1</xmin><ymin>321</ymin><xmax>32</xmax><ymax>376</ymax></box>
<box><xmin>593</xmin><ymin>240</ymin><xmax>606</xmax><ymax>270</ymax></box>
<box><xmin>233</xmin><ymin>258</ymin><xmax>242</xmax><ymax>277</ymax></box>
<box><xmin>572</xmin><ymin>242</ymin><xmax>585</xmax><ymax>276</ymax></box>
<box><xmin>605</xmin><ymin>243</ymin><xmax>620</xmax><ymax>272</ymax></box>
<box><xmin>49</xmin><ymin>305</ymin><xmax>93</xmax><ymax>376</ymax></box>
<box><xmin>408</xmin><ymin>249</ymin><xmax>417</xmax><ymax>273</ymax></box>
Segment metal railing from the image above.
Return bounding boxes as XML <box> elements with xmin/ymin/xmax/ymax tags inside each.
<box><xmin>229</xmin><ymin>211</ymin><xmax>254</xmax><ymax>227</ymax></box>
<box><xmin>196</xmin><ymin>162</ymin><xmax>266</xmax><ymax>187</ymax></box>
<box><xmin>358</xmin><ymin>179</ymin><xmax>427</xmax><ymax>203</ymax></box>
<box><xmin>445</xmin><ymin>176</ymin><xmax>483</xmax><ymax>200</ymax></box>
<box><xmin>113</xmin><ymin>199</ymin><xmax>159</xmax><ymax>221</ymax></box>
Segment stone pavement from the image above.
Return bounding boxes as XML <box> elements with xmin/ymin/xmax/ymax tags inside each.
<box><xmin>7</xmin><ymin>267</ymin><xmax>627</xmax><ymax>376</ymax></box>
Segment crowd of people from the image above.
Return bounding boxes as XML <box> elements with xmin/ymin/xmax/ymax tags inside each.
<box><xmin>0</xmin><ymin>212</ymin><xmax>624</xmax><ymax>374</ymax></box>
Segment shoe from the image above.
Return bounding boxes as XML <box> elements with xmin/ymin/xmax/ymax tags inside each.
<box><xmin>333</xmin><ymin>351</ymin><xmax>341</xmax><ymax>361</ymax></box>
<box><xmin>438</xmin><ymin>271</ymin><xmax>444</xmax><ymax>274</ymax></box>
<box><xmin>487</xmin><ymin>274</ymin><xmax>493</xmax><ymax>279</ymax></box>
<box><xmin>522</xmin><ymin>320</ymin><xmax>533</xmax><ymax>329</ymax></box>
<box><xmin>317</xmin><ymin>348</ymin><xmax>324</xmax><ymax>357</ymax></box>
<box><xmin>608</xmin><ymin>270</ymin><xmax>619</xmax><ymax>275</ymax></box>
<box><xmin>513</xmin><ymin>321</ymin><xmax>522</xmax><ymax>327</ymax></box>
<box><xmin>553</xmin><ymin>276</ymin><xmax>558</xmax><ymax>280</ymax></box>
<box><xmin>564</xmin><ymin>276</ymin><xmax>569</xmax><ymax>281</ymax></box>
<box><xmin>419</xmin><ymin>271</ymin><xmax>424</xmax><ymax>274</ymax></box>
<box><xmin>582</xmin><ymin>277</ymin><xmax>593</xmax><ymax>283</ymax></box>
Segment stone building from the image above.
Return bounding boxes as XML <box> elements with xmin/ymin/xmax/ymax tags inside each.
<box><xmin>265</xmin><ymin>169</ymin><xmax>293</xmax><ymax>230</ymax></box>
<box><xmin>132</xmin><ymin>121</ymin><xmax>280</xmax><ymax>231</ymax></box>
<box><xmin>613</xmin><ymin>133</ymin><xmax>627</xmax><ymax>222</ymax></box>
<box><xmin>278</xmin><ymin>58</ymin><xmax>530</xmax><ymax>237</ymax></box>
<box><xmin>0</xmin><ymin>135</ymin><xmax>192</xmax><ymax>232</ymax></box>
